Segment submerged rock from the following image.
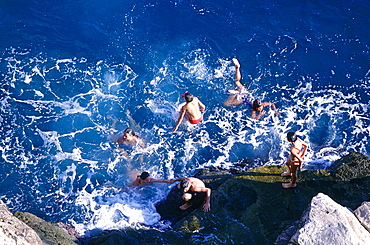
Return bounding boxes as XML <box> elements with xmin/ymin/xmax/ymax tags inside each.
<box><xmin>275</xmin><ymin>193</ymin><xmax>370</xmax><ymax>245</ymax></box>
<box><xmin>0</xmin><ymin>200</ymin><xmax>43</xmax><ymax>245</ymax></box>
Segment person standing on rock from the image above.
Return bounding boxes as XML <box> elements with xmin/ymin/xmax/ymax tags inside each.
<box><xmin>177</xmin><ymin>177</ymin><xmax>211</xmax><ymax>212</ymax></box>
<box><xmin>281</xmin><ymin>131</ymin><xmax>309</xmax><ymax>188</ymax></box>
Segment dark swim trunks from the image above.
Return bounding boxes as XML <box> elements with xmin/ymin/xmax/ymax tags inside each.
<box><xmin>186</xmin><ymin>191</ymin><xmax>206</xmax><ymax>206</ymax></box>
<box><xmin>237</xmin><ymin>90</ymin><xmax>254</xmax><ymax>107</ymax></box>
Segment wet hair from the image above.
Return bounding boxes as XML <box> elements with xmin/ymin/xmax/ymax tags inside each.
<box><xmin>124</xmin><ymin>128</ymin><xmax>136</xmax><ymax>136</ymax></box>
<box><xmin>184</xmin><ymin>92</ymin><xmax>194</xmax><ymax>103</ymax></box>
<box><xmin>179</xmin><ymin>179</ymin><xmax>190</xmax><ymax>189</ymax></box>
<box><xmin>139</xmin><ymin>172</ymin><xmax>150</xmax><ymax>180</ymax></box>
<box><xmin>287</xmin><ymin>132</ymin><xmax>297</xmax><ymax>142</ymax></box>
<box><xmin>252</xmin><ymin>99</ymin><xmax>262</xmax><ymax>110</ymax></box>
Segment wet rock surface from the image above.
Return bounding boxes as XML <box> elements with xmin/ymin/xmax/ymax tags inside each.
<box><xmin>2</xmin><ymin>152</ymin><xmax>370</xmax><ymax>245</ymax></box>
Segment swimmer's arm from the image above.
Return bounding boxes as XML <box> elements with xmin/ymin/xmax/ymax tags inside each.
<box><xmin>116</xmin><ymin>136</ymin><xmax>123</xmax><ymax>144</ymax></box>
<box><xmin>251</xmin><ymin>110</ymin><xmax>257</xmax><ymax>119</ymax></box>
<box><xmin>169</xmin><ymin>177</ymin><xmax>186</xmax><ymax>183</ymax></box>
<box><xmin>117</xmin><ymin>147</ymin><xmax>128</xmax><ymax>157</ymax></box>
<box><xmin>270</xmin><ymin>102</ymin><xmax>279</xmax><ymax>115</ymax></box>
<box><xmin>198</xmin><ymin>100</ymin><xmax>206</xmax><ymax>112</ymax></box>
<box><xmin>263</xmin><ymin>102</ymin><xmax>279</xmax><ymax>115</ymax></box>
<box><xmin>149</xmin><ymin>178</ymin><xmax>173</xmax><ymax>184</ymax></box>
<box><xmin>252</xmin><ymin>109</ymin><xmax>266</xmax><ymax>120</ymax></box>
<box><xmin>137</xmin><ymin>137</ymin><xmax>146</xmax><ymax>148</ymax></box>
<box><xmin>172</xmin><ymin>107</ymin><xmax>186</xmax><ymax>132</ymax></box>
<box><xmin>129</xmin><ymin>178</ymin><xmax>140</xmax><ymax>188</ymax></box>
<box><xmin>150</xmin><ymin>177</ymin><xmax>185</xmax><ymax>184</ymax></box>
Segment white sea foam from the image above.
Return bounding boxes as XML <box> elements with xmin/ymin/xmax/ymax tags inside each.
<box><xmin>1</xmin><ymin>50</ymin><xmax>369</xmax><ymax>237</ymax></box>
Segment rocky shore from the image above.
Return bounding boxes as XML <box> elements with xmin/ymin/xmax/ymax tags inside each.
<box><xmin>1</xmin><ymin>152</ymin><xmax>370</xmax><ymax>244</ymax></box>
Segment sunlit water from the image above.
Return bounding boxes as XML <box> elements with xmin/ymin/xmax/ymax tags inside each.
<box><xmin>1</xmin><ymin>0</ymin><xmax>369</xmax><ymax>237</ymax></box>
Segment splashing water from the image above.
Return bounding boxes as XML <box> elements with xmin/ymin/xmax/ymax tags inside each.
<box><xmin>1</xmin><ymin>46</ymin><xmax>369</xmax><ymax>235</ymax></box>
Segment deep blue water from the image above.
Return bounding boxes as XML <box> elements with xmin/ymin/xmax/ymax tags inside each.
<box><xmin>1</xmin><ymin>0</ymin><xmax>369</xmax><ymax>237</ymax></box>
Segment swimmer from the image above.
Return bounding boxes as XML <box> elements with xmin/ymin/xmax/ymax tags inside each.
<box><xmin>130</xmin><ymin>172</ymin><xmax>184</xmax><ymax>188</ymax></box>
<box><xmin>177</xmin><ymin>177</ymin><xmax>211</xmax><ymax>212</ymax></box>
<box><xmin>117</xmin><ymin>128</ymin><xmax>145</xmax><ymax>148</ymax></box>
<box><xmin>172</xmin><ymin>91</ymin><xmax>206</xmax><ymax>132</ymax></box>
<box><xmin>281</xmin><ymin>131</ymin><xmax>309</xmax><ymax>188</ymax></box>
<box><xmin>115</xmin><ymin>128</ymin><xmax>146</xmax><ymax>161</ymax></box>
<box><xmin>224</xmin><ymin>58</ymin><xmax>279</xmax><ymax>120</ymax></box>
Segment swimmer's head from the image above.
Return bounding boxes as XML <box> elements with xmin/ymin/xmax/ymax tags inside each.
<box><xmin>252</xmin><ymin>99</ymin><xmax>262</xmax><ymax>111</ymax></box>
<box><xmin>287</xmin><ymin>132</ymin><xmax>297</xmax><ymax>142</ymax></box>
<box><xmin>183</xmin><ymin>92</ymin><xmax>194</xmax><ymax>103</ymax></box>
<box><xmin>139</xmin><ymin>171</ymin><xmax>150</xmax><ymax>180</ymax></box>
<box><xmin>123</xmin><ymin>128</ymin><xmax>135</xmax><ymax>137</ymax></box>
<box><xmin>179</xmin><ymin>178</ymin><xmax>190</xmax><ymax>190</ymax></box>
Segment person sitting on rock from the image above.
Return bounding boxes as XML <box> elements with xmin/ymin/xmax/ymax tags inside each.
<box><xmin>281</xmin><ymin>132</ymin><xmax>309</xmax><ymax>188</ymax></box>
<box><xmin>177</xmin><ymin>177</ymin><xmax>211</xmax><ymax>212</ymax></box>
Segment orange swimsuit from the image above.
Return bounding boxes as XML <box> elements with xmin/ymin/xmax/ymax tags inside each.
<box><xmin>292</xmin><ymin>146</ymin><xmax>303</xmax><ymax>165</ymax></box>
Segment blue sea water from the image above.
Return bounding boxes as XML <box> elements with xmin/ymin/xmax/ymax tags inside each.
<box><xmin>1</xmin><ymin>0</ymin><xmax>369</xmax><ymax>237</ymax></box>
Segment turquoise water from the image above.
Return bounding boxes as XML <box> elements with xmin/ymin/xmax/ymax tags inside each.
<box><xmin>1</xmin><ymin>0</ymin><xmax>369</xmax><ymax>237</ymax></box>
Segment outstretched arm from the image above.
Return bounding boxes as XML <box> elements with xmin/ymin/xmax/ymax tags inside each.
<box><xmin>149</xmin><ymin>178</ymin><xmax>173</xmax><ymax>184</ymax></box>
<box><xmin>172</xmin><ymin>107</ymin><xmax>186</xmax><ymax>132</ymax></box>
<box><xmin>169</xmin><ymin>177</ymin><xmax>186</xmax><ymax>183</ymax></box>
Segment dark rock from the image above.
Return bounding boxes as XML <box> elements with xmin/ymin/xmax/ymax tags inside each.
<box><xmin>155</xmin><ymin>153</ymin><xmax>370</xmax><ymax>244</ymax></box>
<box><xmin>329</xmin><ymin>152</ymin><xmax>370</xmax><ymax>180</ymax></box>
<box><xmin>80</xmin><ymin>152</ymin><xmax>370</xmax><ymax>244</ymax></box>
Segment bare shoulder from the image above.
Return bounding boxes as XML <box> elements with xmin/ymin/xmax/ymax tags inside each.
<box><xmin>191</xmin><ymin>177</ymin><xmax>205</xmax><ymax>186</ymax></box>
<box><xmin>181</xmin><ymin>104</ymin><xmax>188</xmax><ymax>111</ymax></box>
